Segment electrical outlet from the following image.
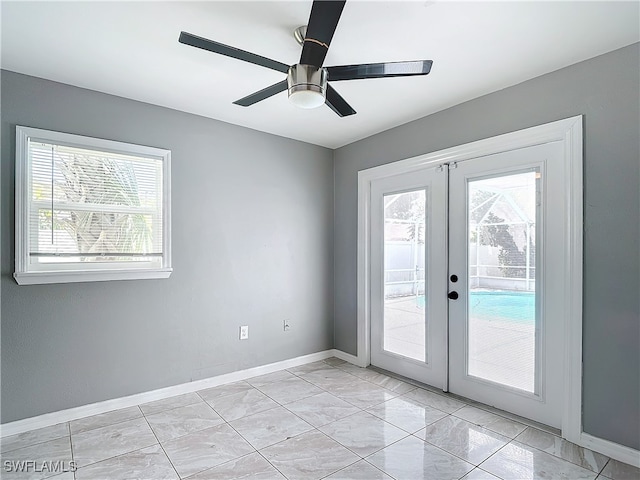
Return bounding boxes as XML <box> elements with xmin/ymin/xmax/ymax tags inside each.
<box><xmin>283</xmin><ymin>319</ymin><xmax>290</xmax><ymax>331</ymax></box>
<box><xmin>239</xmin><ymin>325</ymin><xmax>249</xmax><ymax>340</ymax></box>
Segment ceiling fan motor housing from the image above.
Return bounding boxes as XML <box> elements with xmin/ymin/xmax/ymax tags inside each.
<box><xmin>287</xmin><ymin>64</ymin><xmax>327</xmax><ymax>109</ymax></box>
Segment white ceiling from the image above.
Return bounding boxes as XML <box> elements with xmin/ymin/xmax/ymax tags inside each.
<box><xmin>2</xmin><ymin>1</ymin><xmax>638</xmax><ymax>148</ymax></box>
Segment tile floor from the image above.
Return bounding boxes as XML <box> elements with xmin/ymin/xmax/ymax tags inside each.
<box><xmin>2</xmin><ymin>358</ymin><xmax>638</xmax><ymax>480</ymax></box>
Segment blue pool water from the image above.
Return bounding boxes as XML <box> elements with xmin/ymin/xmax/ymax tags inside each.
<box><xmin>417</xmin><ymin>291</ymin><xmax>535</xmax><ymax>325</ymax></box>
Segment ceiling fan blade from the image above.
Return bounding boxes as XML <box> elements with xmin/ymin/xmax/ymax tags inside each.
<box><xmin>233</xmin><ymin>80</ymin><xmax>288</xmax><ymax>107</ymax></box>
<box><xmin>327</xmin><ymin>60</ymin><xmax>433</xmax><ymax>81</ymax></box>
<box><xmin>325</xmin><ymin>84</ymin><xmax>356</xmax><ymax>117</ymax></box>
<box><xmin>299</xmin><ymin>1</ymin><xmax>346</xmax><ymax>68</ymax></box>
<box><xmin>179</xmin><ymin>31</ymin><xmax>290</xmax><ymax>74</ymax></box>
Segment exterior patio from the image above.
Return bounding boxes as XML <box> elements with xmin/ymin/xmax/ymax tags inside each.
<box><xmin>383</xmin><ymin>295</ymin><xmax>535</xmax><ymax>392</ymax></box>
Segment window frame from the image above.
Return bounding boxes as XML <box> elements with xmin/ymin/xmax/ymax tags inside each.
<box><xmin>14</xmin><ymin>126</ymin><xmax>172</xmax><ymax>285</ymax></box>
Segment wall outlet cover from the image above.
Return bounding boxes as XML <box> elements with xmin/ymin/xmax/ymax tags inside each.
<box><xmin>239</xmin><ymin>326</ymin><xmax>249</xmax><ymax>340</ymax></box>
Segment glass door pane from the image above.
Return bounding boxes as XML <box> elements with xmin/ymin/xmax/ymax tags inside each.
<box><xmin>383</xmin><ymin>189</ymin><xmax>426</xmax><ymax>362</ymax></box>
<box><xmin>467</xmin><ymin>171</ymin><xmax>538</xmax><ymax>392</ymax></box>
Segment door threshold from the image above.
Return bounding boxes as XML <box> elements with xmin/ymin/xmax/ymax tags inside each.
<box><xmin>368</xmin><ymin>364</ymin><xmax>561</xmax><ymax>437</ymax></box>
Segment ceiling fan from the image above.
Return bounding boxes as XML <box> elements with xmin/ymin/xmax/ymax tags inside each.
<box><xmin>179</xmin><ymin>0</ymin><xmax>433</xmax><ymax>117</ymax></box>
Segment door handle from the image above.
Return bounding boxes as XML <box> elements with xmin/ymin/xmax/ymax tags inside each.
<box><xmin>448</xmin><ymin>291</ymin><xmax>459</xmax><ymax>300</ymax></box>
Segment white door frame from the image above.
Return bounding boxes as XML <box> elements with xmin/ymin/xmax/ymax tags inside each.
<box><xmin>356</xmin><ymin>116</ymin><xmax>583</xmax><ymax>441</ymax></box>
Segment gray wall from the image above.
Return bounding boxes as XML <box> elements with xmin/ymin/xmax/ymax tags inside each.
<box><xmin>1</xmin><ymin>71</ymin><xmax>334</xmax><ymax>423</ymax></box>
<box><xmin>333</xmin><ymin>43</ymin><xmax>639</xmax><ymax>449</ymax></box>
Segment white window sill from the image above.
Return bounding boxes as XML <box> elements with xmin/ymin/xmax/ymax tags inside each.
<box><xmin>14</xmin><ymin>268</ymin><xmax>173</xmax><ymax>285</ymax></box>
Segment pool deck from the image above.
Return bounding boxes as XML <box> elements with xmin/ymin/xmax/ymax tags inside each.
<box><xmin>384</xmin><ymin>295</ymin><xmax>534</xmax><ymax>391</ymax></box>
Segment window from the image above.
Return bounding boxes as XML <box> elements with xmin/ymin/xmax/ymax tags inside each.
<box><xmin>14</xmin><ymin>126</ymin><xmax>172</xmax><ymax>285</ymax></box>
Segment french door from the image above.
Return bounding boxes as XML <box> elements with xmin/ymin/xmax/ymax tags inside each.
<box><xmin>370</xmin><ymin>167</ymin><xmax>448</xmax><ymax>387</ymax></box>
<box><xmin>370</xmin><ymin>141</ymin><xmax>566</xmax><ymax>428</ymax></box>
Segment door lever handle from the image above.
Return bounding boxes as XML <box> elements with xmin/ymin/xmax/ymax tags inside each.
<box><xmin>448</xmin><ymin>291</ymin><xmax>459</xmax><ymax>300</ymax></box>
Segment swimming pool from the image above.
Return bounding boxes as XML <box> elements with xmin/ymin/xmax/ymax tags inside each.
<box><xmin>417</xmin><ymin>291</ymin><xmax>535</xmax><ymax>325</ymax></box>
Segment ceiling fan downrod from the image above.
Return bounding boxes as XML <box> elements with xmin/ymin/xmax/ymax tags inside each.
<box><xmin>294</xmin><ymin>26</ymin><xmax>307</xmax><ymax>46</ymax></box>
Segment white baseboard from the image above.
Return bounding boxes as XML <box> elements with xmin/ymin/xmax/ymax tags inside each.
<box><xmin>330</xmin><ymin>347</ymin><xmax>366</xmax><ymax>368</ymax></box>
<box><xmin>330</xmin><ymin>349</ymin><xmax>360</xmax><ymax>366</ymax></box>
<box><xmin>580</xmin><ymin>432</ymin><xmax>640</xmax><ymax>468</ymax></box>
<box><xmin>1</xmin><ymin>349</ymin><xmax>351</xmax><ymax>438</ymax></box>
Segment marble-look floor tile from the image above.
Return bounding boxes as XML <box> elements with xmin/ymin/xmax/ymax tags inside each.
<box><xmin>319</xmin><ymin>411</ymin><xmax>408</xmax><ymax>457</ymax></box>
<box><xmin>42</xmin><ymin>473</ymin><xmax>74</xmax><ymax>480</ymax></box>
<box><xmin>284</xmin><ymin>392</ymin><xmax>360</xmax><ymax>427</ymax></box>
<box><xmin>335</xmin><ymin>363</ymin><xmax>386</xmax><ymax>382</ymax></box>
<box><xmin>74</xmin><ymin>444</ymin><xmax>178</xmax><ymax>480</ymax></box>
<box><xmin>261</xmin><ymin>430</ymin><xmax>360</xmax><ymax>480</ymax></box>
<box><xmin>69</xmin><ymin>406</ymin><xmax>142</xmax><ymax>434</ymax></box>
<box><xmin>453</xmin><ymin>406</ymin><xmax>527</xmax><ymax>438</ymax></box>
<box><xmin>1</xmin><ymin>423</ymin><xmax>69</xmax><ymax>453</ymax></box>
<box><xmin>366</xmin><ymin>396</ymin><xmax>448</xmax><ymax>433</ymax></box>
<box><xmin>205</xmin><ymin>388</ymin><xmax>278</xmax><ymax>422</ymax></box>
<box><xmin>324</xmin><ymin>357</ymin><xmax>347</xmax><ymax>367</ymax></box>
<box><xmin>367</xmin><ymin>435</ymin><xmax>474</xmax><ymax>480</ymax></box>
<box><xmin>324</xmin><ymin>380</ymin><xmax>398</xmax><ymax>409</ymax></box>
<box><xmin>334</xmin><ymin>370</ymin><xmax>398</xmax><ymax>393</ymax></box>
<box><xmin>337</xmin><ymin>365</ymin><xmax>416</xmax><ymax>394</ymax></box>
<box><xmin>230</xmin><ymin>406</ymin><xmax>313</xmax><ymax>450</ymax></box>
<box><xmin>480</xmin><ymin>441</ymin><xmax>597</xmax><ymax>480</ymax></box>
<box><xmin>186</xmin><ymin>452</ymin><xmax>286</xmax><ymax>479</ymax></box>
<box><xmin>366</xmin><ymin>374</ymin><xmax>417</xmax><ymax>395</ymax></box>
<box><xmin>246</xmin><ymin>370</ymin><xmax>297</xmax><ymax>387</ymax></box>
<box><xmin>339</xmin><ymin>390</ymin><xmax>398</xmax><ymax>409</ymax></box>
<box><xmin>601</xmin><ymin>459</ymin><xmax>640</xmax><ymax>480</ymax></box>
<box><xmin>162</xmin><ymin>423</ymin><xmax>255</xmax><ymax>478</ymax></box>
<box><xmin>460</xmin><ymin>468</ymin><xmax>502</xmax><ymax>480</ymax></box>
<box><xmin>140</xmin><ymin>392</ymin><xmax>204</xmax><ymax>416</ymax></box>
<box><xmin>255</xmin><ymin>376</ymin><xmax>323</xmax><ymax>404</ymax></box>
<box><xmin>145</xmin><ymin>402</ymin><xmax>224</xmax><ymax>442</ymax></box>
<box><xmin>465</xmin><ymin>399</ymin><xmax>561</xmax><ymax>436</ymax></box>
<box><xmin>516</xmin><ymin>426</ymin><xmax>609</xmax><ymax>472</ymax></box>
<box><xmin>72</xmin><ymin>416</ymin><xmax>157</xmax><ymax>467</ymax></box>
<box><xmin>15</xmin><ymin>357</ymin><xmax>632</xmax><ymax>480</ymax></box>
<box><xmin>417</xmin><ymin>415</ymin><xmax>510</xmax><ymax>465</ymax></box>
<box><xmin>0</xmin><ymin>437</ymin><xmax>73</xmax><ymax>480</ymax></box>
<box><xmin>325</xmin><ymin>460</ymin><xmax>393</xmax><ymax>479</ymax></box>
<box><xmin>299</xmin><ymin>368</ymin><xmax>358</xmax><ymax>389</ymax></box>
<box><xmin>402</xmin><ymin>388</ymin><xmax>467</xmax><ymax>414</ymax></box>
<box><xmin>197</xmin><ymin>381</ymin><xmax>253</xmax><ymax>403</ymax></box>
<box><xmin>287</xmin><ymin>361</ymin><xmax>336</xmax><ymax>375</ymax></box>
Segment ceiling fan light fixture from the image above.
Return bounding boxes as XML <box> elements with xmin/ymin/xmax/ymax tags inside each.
<box><xmin>287</xmin><ymin>64</ymin><xmax>327</xmax><ymax>109</ymax></box>
<box><xmin>289</xmin><ymin>89</ymin><xmax>325</xmax><ymax>109</ymax></box>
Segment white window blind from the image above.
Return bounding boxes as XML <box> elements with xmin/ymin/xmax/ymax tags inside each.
<box><xmin>15</xmin><ymin>126</ymin><xmax>172</xmax><ymax>284</ymax></box>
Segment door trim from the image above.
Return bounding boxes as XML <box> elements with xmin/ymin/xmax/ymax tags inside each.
<box><xmin>357</xmin><ymin>116</ymin><xmax>583</xmax><ymax>440</ymax></box>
